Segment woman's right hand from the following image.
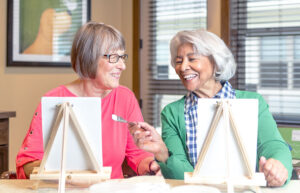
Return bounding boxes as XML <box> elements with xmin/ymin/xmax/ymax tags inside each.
<box><xmin>129</xmin><ymin>122</ymin><xmax>169</xmax><ymax>163</ymax></box>
<box><xmin>259</xmin><ymin>156</ymin><xmax>288</xmax><ymax>187</ymax></box>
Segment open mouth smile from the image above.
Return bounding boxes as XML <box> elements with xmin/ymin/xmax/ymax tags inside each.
<box><xmin>183</xmin><ymin>74</ymin><xmax>197</xmax><ymax>80</ymax></box>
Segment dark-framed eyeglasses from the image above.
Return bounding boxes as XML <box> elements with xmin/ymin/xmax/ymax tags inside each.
<box><xmin>103</xmin><ymin>54</ymin><xmax>128</xmax><ymax>63</ymax></box>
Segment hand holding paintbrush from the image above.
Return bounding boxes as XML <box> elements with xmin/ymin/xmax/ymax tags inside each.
<box><xmin>112</xmin><ymin>114</ymin><xmax>148</xmax><ymax>139</ymax></box>
<box><xmin>112</xmin><ymin>114</ymin><xmax>168</xmax><ymax>164</ymax></box>
<box><xmin>112</xmin><ymin>114</ymin><xmax>164</xmax><ymax>175</ymax></box>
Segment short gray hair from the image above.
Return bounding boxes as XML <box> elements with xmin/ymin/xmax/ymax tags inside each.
<box><xmin>170</xmin><ymin>29</ymin><xmax>236</xmax><ymax>81</ymax></box>
<box><xmin>71</xmin><ymin>21</ymin><xmax>125</xmax><ymax>79</ymax></box>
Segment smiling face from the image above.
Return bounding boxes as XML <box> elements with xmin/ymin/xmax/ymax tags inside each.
<box><xmin>175</xmin><ymin>43</ymin><xmax>218</xmax><ymax>96</ymax></box>
<box><xmin>94</xmin><ymin>50</ymin><xmax>126</xmax><ymax>90</ymax></box>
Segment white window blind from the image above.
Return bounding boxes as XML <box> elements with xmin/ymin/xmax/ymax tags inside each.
<box><xmin>230</xmin><ymin>0</ymin><xmax>300</xmax><ymax>125</ymax></box>
<box><xmin>140</xmin><ymin>0</ymin><xmax>207</xmax><ymax>127</ymax></box>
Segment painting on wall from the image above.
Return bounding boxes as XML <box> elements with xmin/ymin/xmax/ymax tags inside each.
<box><xmin>7</xmin><ymin>0</ymin><xmax>90</xmax><ymax>67</ymax></box>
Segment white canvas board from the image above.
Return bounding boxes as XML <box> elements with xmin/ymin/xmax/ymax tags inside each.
<box><xmin>196</xmin><ymin>99</ymin><xmax>258</xmax><ymax>178</ymax></box>
<box><xmin>41</xmin><ymin>97</ymin><xmax>102</xmax><ymax>171</ymax></box>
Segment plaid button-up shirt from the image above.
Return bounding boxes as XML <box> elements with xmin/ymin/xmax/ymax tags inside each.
<box><xmin>184</xmin><ymin>81</ymin><xmax>236</xmax><ymax>167</ymax></box>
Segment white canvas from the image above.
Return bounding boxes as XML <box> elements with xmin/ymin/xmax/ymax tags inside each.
<box><xmin>196</xmin><ymin>99</ymin><xmax>258</xmax><ymax>178</ymax></box>
<box><xmin>41</xmin><ymin>97</ymin><xmax>102</xmax><ymax>171</ymax></box>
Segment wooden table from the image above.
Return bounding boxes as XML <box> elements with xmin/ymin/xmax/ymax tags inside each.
<box><xmin>0</xmin><ymin>179</ymin><xmax>299</xmax><ymax>193</ymax></box>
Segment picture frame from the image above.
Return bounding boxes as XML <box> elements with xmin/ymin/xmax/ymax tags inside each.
<box><xmin>7</xmin><ymin>0</ymin><xmax>91</xmax><ymax>67</ymax></box>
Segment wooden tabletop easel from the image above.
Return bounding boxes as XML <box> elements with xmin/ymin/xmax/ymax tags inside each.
<box><xmin>30</xmin><ymin>102</ymin><xmax>111</xmax><ymax>193</ymax></box>
<box><xmin>185</xmin><ymin>100</ymin><xmax>266</xmax><ymax>193</ymax></box>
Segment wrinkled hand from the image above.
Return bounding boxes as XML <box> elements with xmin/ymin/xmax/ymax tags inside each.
<box><xmin>129</xmin><ymin>122</ymin><xmax>168</xmax><ymax>163</ymax></box>
<box><xmin>259</xmin><ymin>156</ymin><xmax>288</xmax><ymax>187</ymax></box>
<box><xmin>149</xmin><ymin>160</ymin><xmax>162</xmax><ymax>176</ymax></box>
<box><xmin>129</xmin><ymin>122</ymin><xmax>161</xmax><ymax>152</ymax></box>
<box><xmin>128</xmin><ymin>122</ymin><xmax>149</xmax><ymax>144</ymax></box>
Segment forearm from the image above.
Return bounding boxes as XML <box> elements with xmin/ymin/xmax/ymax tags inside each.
<box><xmin>153</xmin><ymin>141</ymin><xmax>169</xmax><ymax>163</ymax></box>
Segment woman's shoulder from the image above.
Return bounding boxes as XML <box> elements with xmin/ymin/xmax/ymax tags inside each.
<box><xmin>43</xmin><ymin>85</ymin><xmax>75</xmax><ymax>97</ymax></box>
<box><xmin>162</xmin><ymin>96</ymin><xmax>185</xmax><ymax>113</ymax></box>
<box><xmin>114</xmin><ymin>85</ymin><xmax>136</xmax><ymax>97</ymax></box>
<box><xmin>235</xmin><ymin>90</ymin><xmax>263</xmax><ymax>99</ymax></box>
<box><xmin>235</xmin><ymin>90</ymin><xmax>267</xmax><ymax>106</ymax></box>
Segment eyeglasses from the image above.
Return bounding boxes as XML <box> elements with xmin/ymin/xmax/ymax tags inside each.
<box><xmin>104</xmin><ymin>54</ymin><xmax>128</xmax><ymax>63</ymax></box>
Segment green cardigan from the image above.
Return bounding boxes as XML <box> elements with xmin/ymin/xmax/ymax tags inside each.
<box><xmin>159</xmin><ymin>90</ymin><xmax>293</xmax><ymax>183</ymax></box>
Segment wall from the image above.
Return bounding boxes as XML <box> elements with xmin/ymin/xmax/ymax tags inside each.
<box><xmin>207</xmin><ymin>0</ymin><xmax>221</xmax><ymax>36</ymax></box>
<box><xmin>0</xmin><ymin>0</ymin><xmax>133</xmax><ymax>171</ymax></box>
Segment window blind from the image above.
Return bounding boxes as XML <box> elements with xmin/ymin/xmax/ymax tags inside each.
<box><xmin>140</xmin><ymin>0</ymin><xmax>207</xmax><ymax>127</ymax></box>
<box><xmin>230</xmin><ymin>0</ymin><xmax>300</xmax><ymax>125</ymax></box>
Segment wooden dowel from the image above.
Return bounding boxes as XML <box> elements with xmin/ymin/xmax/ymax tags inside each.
<box><xmin>58</xmin><ymin>103</ymin><xmax>70</xmax><ymax>193</ymax></box>
<box><xmin>228</xmin><ymin>105</ymin><xmax>253</xmax><ymax>178</ymax></box>
<box><xmin>223</xmin><ymin>102</ymin><xmax>234</xmax><ymax>193</ymax></box>
<box><xmin>39</xmin><ymin>103</ymin><xmax>64</xmax><ymax>174</ymax></box>
<box><xmin>193</xmin><ymin>102</ymin><xmax>223</xmax><ymax>177</ymax></box>
<box><xmin>68</xmin><ymin>104</ymin><xmax>101</xmax><ymax>173</ymax></box>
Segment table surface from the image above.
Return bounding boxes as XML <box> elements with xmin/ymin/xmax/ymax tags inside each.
<box><xmin>0</xmin><ymin>178</ymin><xmax>299</xmax><ymax>193</ymax></box>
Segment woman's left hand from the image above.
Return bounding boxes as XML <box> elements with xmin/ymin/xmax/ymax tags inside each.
<box><xmin>138</xmin><ymin>157</ymin><xmax>161</xmax><ymax>176</ymax></box>
<box><xmin>149</xmin><ymin>160</ymin><xmax>162</xmax><ymax>176</ymax></box>
<box><xmin>259</xmin><ymin>156</ymin><xmax>288</xmax><ymax>187</ymax></box>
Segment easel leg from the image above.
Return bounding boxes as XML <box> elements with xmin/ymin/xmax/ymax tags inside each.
<box><xmin>193</xmin><ymin>102</ymin><xmax>223</xmax><ymax>177</ymax></box>
<box><xmin>39</xmin><ymin>105</ymin><xmax>64</xmax><ymax>174</ymax></box>
<box><xmin>228</xmin><ymin>105</ymin><xmax>253</xmax><ymax>178</ymax></box>
<box><xmin>223</xmin><ymin>102</ymin><xmax>235</xmax><ymax>193</ymax></box>
<box><xmin>58</xmin><ymin>104</ymin><xmax>70</xmax><ymax>193</ymax></box>
<box><xmin>69</xmin><ymin>107</ymin><xmax>101</xmax><ymax>173</ymax></box>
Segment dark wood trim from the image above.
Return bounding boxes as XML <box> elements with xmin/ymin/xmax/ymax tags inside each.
<box><xmin>0</xmin><ymin>111</ymin><xmax>15</xmax><ymax>174</ymax></box>
<box><xmin>132</xmin><ymin>0</ymin><xmax>140</xmax><ymax>100</ymax></box>
<box><xmin>221</xmin><ymin>0</ymin><xmax>230</xmax><ymax>46</ymax></box>
<box><xmin>0</xmin><ymin>111</ymin><xmax>16</xmax><ymax>119</ymax></box>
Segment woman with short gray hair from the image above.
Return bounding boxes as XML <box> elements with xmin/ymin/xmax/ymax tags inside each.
<box><xmin>16</xmin><ymin>21</ymin><xmax>160</xmax><ymax>180</ymax></box>
<box><xmin>71</xmin><ymin>21</ymin><xmax>126</xmax><ymax>79</ymax></box>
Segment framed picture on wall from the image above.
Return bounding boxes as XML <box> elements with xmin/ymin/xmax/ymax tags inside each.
<box><xmin>7</xmin><ymin>0</ymin><xmax>91</xmax><ymax>67</ymax></box>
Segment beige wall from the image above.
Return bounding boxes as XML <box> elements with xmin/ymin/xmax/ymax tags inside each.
<box><xmin>0</xmin><ymin>0</ymin><xmax>133</xmax><ymax>171</ymax></box>
<box><xmin>207</xmin><ymin>0</ymin><xmax>221</xmax><ymax>36</ymax></box>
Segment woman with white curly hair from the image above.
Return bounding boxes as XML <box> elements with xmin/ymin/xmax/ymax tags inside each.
<box><xmin>131</xmin><ymin>29</ymin><xmax>292</xmax><ymax>187</ymax></box>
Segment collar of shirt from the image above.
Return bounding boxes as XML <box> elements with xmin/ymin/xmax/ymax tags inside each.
<box><xmin>213</xmin><ymin>81</ymin><xmax>236</xmax><ymax>99</ymax></box>
<box><xmin>184</xmin><ymin>92</ymin><xmax>198</xmax><ymax>114</ymax></box>
<box><xmin>185</xmin><ymin>81</ymin><xmax>236</xmax><ymax>111</ymax></box>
